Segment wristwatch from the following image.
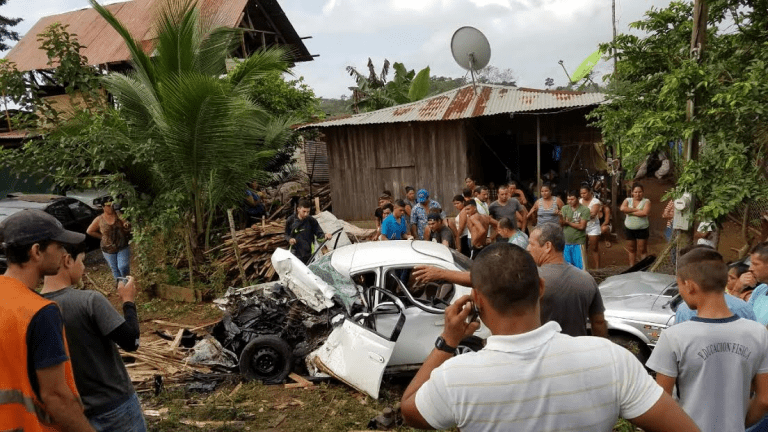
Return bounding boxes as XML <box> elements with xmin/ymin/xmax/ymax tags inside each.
<box><xmin>435</xmin><ymin>336</ymin><xmax>456</xmax><ymax>354</ymax></box>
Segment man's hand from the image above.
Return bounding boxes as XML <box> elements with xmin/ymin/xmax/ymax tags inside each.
<box><xmin>740</xmin><ymin>271</ymin><xmax>758</xmax><ymax>290</ymax></box>
<box><xmin>413</xmin><ymin>265</ymin><xmax>473</xmax><ymax>287</ymax></box>
<box><xmin>441</xmin><ymin>295</ymin><xmax>481</xmax><ymax>347</ymax></box>
<box><xmin>118</xmin><ymin>276</ymin><xmax>137</xmax><ymax>303</ymax></box>
<box><xmin>289</xmin><ymin>238</ymin><xmax>297</xmax><ymax>246</ymax></box>
<box><xmin>37</xmin><ymin>363</ymin><xmax>95</xmax><ymax>431</ymax></box>
<box><xmin>324</xmin><ymin>233</ymin><xmax>333</xmax><ymax>241</ymax></box>
<box><xmin>413</xmin><ymin>265</ymin><xmax>446</xmax><ymax>283</ymax></box>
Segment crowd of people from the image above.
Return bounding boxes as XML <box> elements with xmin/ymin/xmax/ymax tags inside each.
<box><xmin>402</xmin><ymin>231</ymin><xmax>768</xmax><ymax>431</ymax></box>
<box><xmin>372</xmin><ymin>176</ymin><xmax>621</xmax><ymax>269</ymax></box>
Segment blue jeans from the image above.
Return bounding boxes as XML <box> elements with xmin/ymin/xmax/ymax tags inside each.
<box><xmin>89</xmin><ymin>392</ymin><xmax>146</xmax><ymax>432</ymax></box>
<box><xmin>103</xmin><ymin>247</ymin><xmax>131</xmax><ymax>281</ymax></box>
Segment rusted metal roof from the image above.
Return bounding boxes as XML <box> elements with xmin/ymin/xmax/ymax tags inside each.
<box><xmin>298</xmin><ymin>84</ymin><xmax>606</xmax><ymax>129</ymax></box>
<box><xmin>4</xmin><ymin>0</ymin><xmax>313</xmax><ymax>72</ymax></box>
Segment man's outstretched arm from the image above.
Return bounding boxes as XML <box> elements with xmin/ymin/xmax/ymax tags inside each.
<box><xmin>628</xmin><ymin>391</ymin><xmax>700</xmax><ymax>432</ymax></box>
<box><xmin>413</xmin><ymin>265</ymin><xmax>472</xmax><ymax>287</ymax></box>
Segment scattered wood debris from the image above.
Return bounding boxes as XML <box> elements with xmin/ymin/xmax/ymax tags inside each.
<box><xmin>126</xmin><ymin>336</ymin><xmax>211</xmax><ymax>393</ymax></box>
<box><xmin>284</xmin><ymin>373</ymin><xmax>315</xmax><ymax>390</ymax></box>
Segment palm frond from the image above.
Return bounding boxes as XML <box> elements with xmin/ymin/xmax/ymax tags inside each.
<box><xmin>229</xmin><ymin>46</ymin><xmax>290</xmax><ymax>93</ymax></box>
<box><xmin>154</xmin><ymin>0</ymin><xmax>200</xmax><ymax>75</ymax></box>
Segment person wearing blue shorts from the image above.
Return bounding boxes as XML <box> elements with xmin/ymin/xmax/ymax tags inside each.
<box><xmin>561</xmin><ymin>190</ymin><xmax>590</xmax><ymax>270</ymax></box>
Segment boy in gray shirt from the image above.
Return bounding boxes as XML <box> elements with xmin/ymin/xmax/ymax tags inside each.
<box><xmin>647</xmin><ymin>248</ymin><xmax>768</xmax><ymax>431</ymax></box>
<box><xmin>40</xmin><ymin>243</ymin><xmax>144</xmax><ymax>431</ymax></box>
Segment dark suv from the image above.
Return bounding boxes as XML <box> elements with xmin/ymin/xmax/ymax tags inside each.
<box><xmin>0</xmin><ymin>194</ymin><xmax>101</xmax><ymax>271</ymax></box>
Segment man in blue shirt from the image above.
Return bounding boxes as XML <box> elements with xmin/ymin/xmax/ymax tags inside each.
<box><xmin>746</xmin><ymin>242</ymin><xmax>768</xmax><ymax>324</ymax></box>
<box><xmin>675</xmin><ymin>293</ymin><xmax>756</xmax><ymax>323</ymax></box>
<box><xmin>381</xmin><ymin>200</ymin><xmax>412</xmax><ymax>241</ymax></box>
<box><xmin>410</xmin><ymin>189</ymin><xmax>448</xmax><ymax>240</ymax></box>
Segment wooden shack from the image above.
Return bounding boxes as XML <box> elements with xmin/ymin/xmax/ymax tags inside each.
<box><xmin>300</xmin><ymin>84</ymin><xmax>607</xmax><ymax>221</ymax></box>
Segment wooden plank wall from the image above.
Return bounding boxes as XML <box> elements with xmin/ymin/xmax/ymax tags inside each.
<box><xmin>324</xmin><ymin>121</ymin><xmax>467</xmax><ymax>220</ymax></box>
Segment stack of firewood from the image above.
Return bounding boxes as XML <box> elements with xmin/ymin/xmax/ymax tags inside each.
<box><xmin>216</xmin><ymin>221</ymin><xmax>288</xmax><ymax>283</ymax></box>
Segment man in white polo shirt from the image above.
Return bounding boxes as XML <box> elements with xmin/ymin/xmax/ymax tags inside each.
<box><xmin>400</xmin><ymin>242</ymin><xmax>699</xmax><ymax>432</ymax></box>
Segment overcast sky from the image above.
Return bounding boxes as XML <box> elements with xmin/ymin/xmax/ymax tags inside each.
<box><xmin>1</xmin><ymin>0</ymin><xmax>674</xmax><ymax>98</ymax></box>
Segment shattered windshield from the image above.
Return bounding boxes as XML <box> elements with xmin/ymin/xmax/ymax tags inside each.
<box><xmin>308</xmin><ymin>253</ymin><xmax>360</xmax><ymax>311</ymax></box>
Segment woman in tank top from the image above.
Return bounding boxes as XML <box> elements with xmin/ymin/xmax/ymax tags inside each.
<box><xmin>527</xmin><ymin>183</ymin><xmax>564</xmax><ymax>227</ymax></box>
<box><xmin>620</xmin><ymin>182</ymin><xmax>651</xmax><ymax>265</ymax></box>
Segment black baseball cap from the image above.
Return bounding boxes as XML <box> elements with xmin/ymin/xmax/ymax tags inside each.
<box><xmin>427</xmin><ymin>212</ymin><xmax>442</xmax><ymax>222</ymax></box>
<box><xmin>0</xmin><ymin>209</ymin><xmax>86</xmax><ymax>247</ymax></box>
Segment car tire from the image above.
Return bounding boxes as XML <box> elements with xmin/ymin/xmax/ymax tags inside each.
<box><xmin>455</xmin><ymin>336</ymin><xmax>484</xmax><ymax>355</ymax></box>
<box><xmin>609</xmin><ymin>334</ymin><xmax>651</xmax><ymax>364</ymax></box>
<box><xmin>239</xmin><ymin>335</ymin><xmax>293</xmax><ymax>384</ymax></box>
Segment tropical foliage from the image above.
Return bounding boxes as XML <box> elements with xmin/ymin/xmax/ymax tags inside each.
<box><xmin>346</xmin><ymin>58</ymin><xmax>430</xmax><ymax>112</ymax></box>
<box><xmin>88</xmin><ymin>0</ymin><xmax>296</xmax><ymax>253</ymax></box>
<box><xmin>590</xmin><ymin>0</ymin><xmax>768</xmax><ymax>221</ymax></box>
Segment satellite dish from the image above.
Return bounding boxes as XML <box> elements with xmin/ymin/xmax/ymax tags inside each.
<box><xmin>570</xmin><ymin>49</ymin><xmax>602</xmax><ymax>83</ymax></box>
<box><xmin>451</xmin><ymin>26</ymin><xmax>491</xmax><ymax>92</ymax></box>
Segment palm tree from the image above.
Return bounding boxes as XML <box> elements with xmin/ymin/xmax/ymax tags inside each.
<box><xmin>89</xmin><ymin>0</ymin><xmax>295</xmax><ymax>253</ymax></box>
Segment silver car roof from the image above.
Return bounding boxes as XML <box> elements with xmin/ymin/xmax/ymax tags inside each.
<box><xmin>330</xmin><ymin>240</ymin><xmax>455</xmax><ymax>276</ymax></box>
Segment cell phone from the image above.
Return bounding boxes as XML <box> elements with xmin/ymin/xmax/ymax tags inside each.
<box><xmin>467</xmin><ymin>301</ymin><xmax>479</xmax><ymax>323</ymax></box>
<box><xmin>116</xmin><ymin>277</ymin><xmax>129</xmax><ymax>286</ymax></box>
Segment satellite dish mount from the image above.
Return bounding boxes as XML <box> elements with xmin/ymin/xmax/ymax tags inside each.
<box><xmin>451</xmin><ymin>26</ymin><xmax>491</xmax><ymax>94</ymax></box>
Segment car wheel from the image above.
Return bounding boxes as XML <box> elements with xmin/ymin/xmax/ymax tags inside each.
<box><xmin>609</xmin><ymin>334</ymin><xmax>650</xmax><ymax>364</ymax></box>
<box><xmin>239</xmin><ymin>335</ymin><xmax>293</xmax><ymax>384</ymax></box>
<box><xmin>455</xmin><ymin>336</ymin><xmax>484</xmax><ymax>355</ymax></box>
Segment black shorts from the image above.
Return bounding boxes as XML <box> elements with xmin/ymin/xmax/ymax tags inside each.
<box><xmin>460</xmin><ymin>236</ymin><xmax>471</xmax><ymax>257</ymax></box>
<box><xmin>624</xmin><ymin>227</ymin><xmax>649</xmax><ymax>240</ymax></box>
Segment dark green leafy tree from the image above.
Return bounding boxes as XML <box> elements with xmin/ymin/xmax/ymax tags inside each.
<box><xmin>0</xmin><ymin>0</ymin><xmax>21</xmax><ymax>51</ymax></box>
<box><xmin>589</xmin><ymin>0</ymin><xmax>768</xmax><ymax>221</ymax></box>
<box><xmin>346</xmin><ymin>58</ymin><xmax>430</xmax><ymax>112</ymax></box>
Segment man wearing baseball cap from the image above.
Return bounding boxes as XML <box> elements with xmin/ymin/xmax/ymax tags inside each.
<box><xmin>0</xmin><ymin>209</ymin><xmax>94</xmax><ymax>431</ymax></box>
<box><xmin>410</xmin><ymin>189</ymin><xmax>451</xmax><ymax>240</ymax></box>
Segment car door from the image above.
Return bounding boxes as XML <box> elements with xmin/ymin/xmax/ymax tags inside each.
<box><xmin>307</xmin><ymin>287</ymin><xmax>405</xmax><ymax>398</ymax></box>
<box><xmin>374</xmin><ymin>267</ymin><xmax>450</xmax><ymax>367</ymax></box>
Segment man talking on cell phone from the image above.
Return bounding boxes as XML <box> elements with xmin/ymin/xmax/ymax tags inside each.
<box><xmin>400</xmin><ymin>242</ymin><xmax>700</xmax><ymax>432</ymax></box>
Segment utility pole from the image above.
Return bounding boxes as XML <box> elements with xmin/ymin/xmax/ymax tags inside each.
<box><xmin>686</xmin><ymin>0</ymin><xmax>707</xmax><ymax>161</ymax></box>
<box><xmin>678</xmin><ymin>0</ymin><xmax>708</xmax><ymax>251</ymax></box>
<box><xmin>610</xmin><ymin>0</ymin><xmax>620</xmax><ymax>226</ymax></box>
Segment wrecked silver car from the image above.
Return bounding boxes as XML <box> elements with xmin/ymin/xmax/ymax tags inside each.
<box><xmin>600</xmin><ymin>271</ymin><xmax>680</xmax><ymax>363</ymax></box>
<box><xmin>213</xmin><ymin>241</ymin><xmax>489</xmax><ymax>398</ymax></box>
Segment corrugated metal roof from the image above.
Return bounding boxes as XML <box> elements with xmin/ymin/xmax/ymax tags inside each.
<box><xmin>299</xmin><ymin>84</ymin><xmax>606</xmax><ymax>129</ymax></box>
<box><xmin>4</xmin><ymin>0</ymin><xmax>313</xmax><ymax>72</ymax></box>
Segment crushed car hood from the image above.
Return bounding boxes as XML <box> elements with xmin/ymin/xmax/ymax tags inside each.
<box><xmin>272</xmin><ymin>248</ymin><xmax>338</xmax><ymax>312</ymax></box>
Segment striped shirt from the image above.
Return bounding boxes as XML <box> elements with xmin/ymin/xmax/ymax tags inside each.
<box><xmin>415</xmin><ymin>322</ymin><xmax>662</xmax><ymax>431</ymax></box>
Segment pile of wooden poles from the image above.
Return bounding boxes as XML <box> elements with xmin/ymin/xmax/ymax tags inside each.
<box><xmin>216</xmin><ymin>221</ymin><xmax>288</xmax><ymax>284</ymax></box>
